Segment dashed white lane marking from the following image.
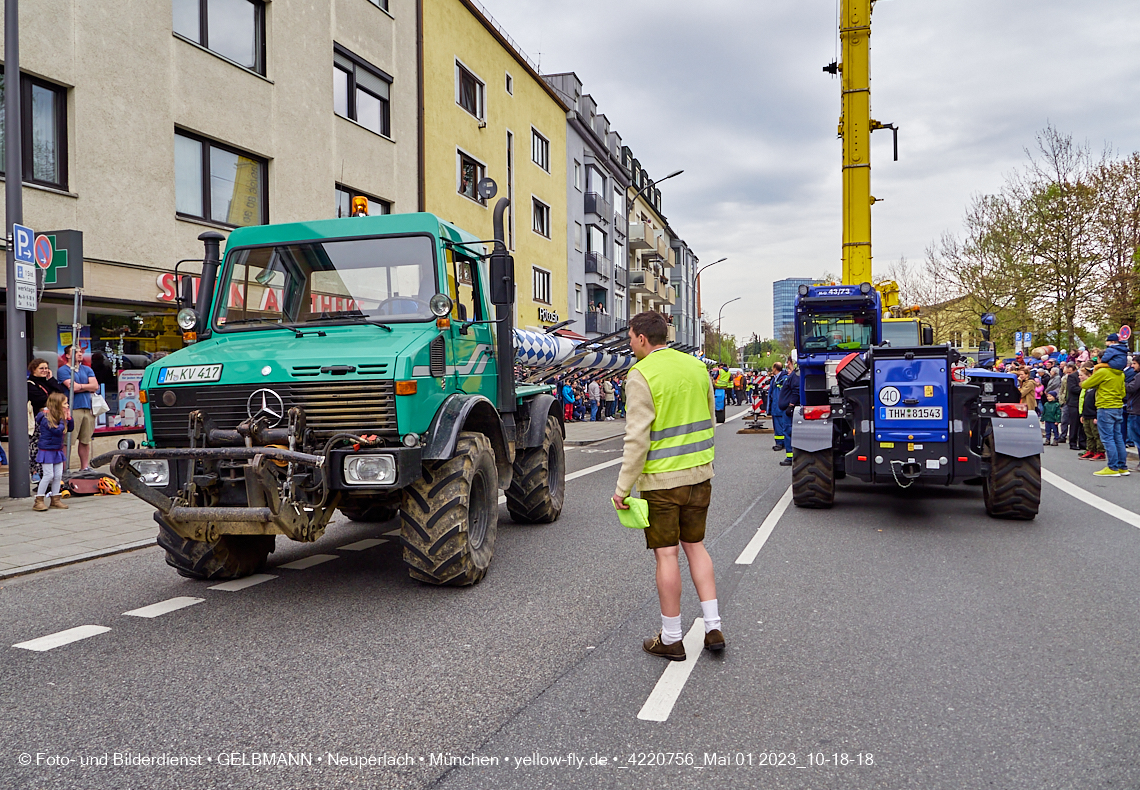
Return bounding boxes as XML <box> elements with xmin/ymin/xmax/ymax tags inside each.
<box><xmin>278</xmin><ymin>554</ymin><xmax>339</xmax><ymax>570</ymax></box>
<box><xmin>1042</xmin><ymin>468</ymin><xmax>1140</xmax><ymax>529</ymax></box>
<box><xmin>13</xmin><ymin>625</ymin><xmax>111</xmax><ymax>652</ymax></box>
<box><xmin>637</xmin><ymin>618</ymin><xmax>707</xmax><ymax>722</ymax></box>
<box><xmin>736</xmin><ymin>485</ymin><xmax>793</xmax><ymax>565</ymax></box>
<box><xmin>339</xmin><ymin>538</ymin><xmax>388</xmax><ymax>551</ymax></box>
<box><xmin>208</xmin><ymin>574</ymin><xmax>278</xmax><ymax>591</ymax></box>
<box><xmin>124</xmin><ymin>597</ymin><xmax>205</xmax><ymax>618</ymax></box>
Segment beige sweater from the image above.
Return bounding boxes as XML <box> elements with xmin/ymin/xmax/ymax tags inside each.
<box><xmin>615</xmin><ymin>366</ymin><xmax>716</xmax><ymax>498</ymax></box>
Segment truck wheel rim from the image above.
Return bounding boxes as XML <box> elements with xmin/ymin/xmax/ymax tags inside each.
<box><xmin>469</xmin><ymin>469</ymin><xmax>491</xmax><ymax>549</ymax></box>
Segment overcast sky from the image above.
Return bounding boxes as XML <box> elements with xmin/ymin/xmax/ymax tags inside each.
<box><xmin>478</xmin><ymin>0</ymin><xmax>1140</xmax><ymax>341</ymax></box>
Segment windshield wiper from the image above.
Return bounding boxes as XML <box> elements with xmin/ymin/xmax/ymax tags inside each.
<box><xmin>309</xmin><ymin>310</ymin><xmax>393</xmax><ymax>332</ymax></box>
<box><xmin>222</xmin><ymin>319</ymin><xmax>305</xmax><ymax>337</ymax></box>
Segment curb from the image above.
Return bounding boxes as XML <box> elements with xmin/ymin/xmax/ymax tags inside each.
<box><xmin>565</xmin><ymin>433</ymin><xmax>626</xmax><ymax>447</ymax></box>
<box><xmin>0</xmin><ymin>538</ymin><xmax>156</xmax><ymax>581</ymax></box>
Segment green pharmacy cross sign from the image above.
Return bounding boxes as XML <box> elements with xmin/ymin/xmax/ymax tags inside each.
<box><xmin>39</xmin><ymin>230</ymin><xmax>83</xmax><ymax>290</ymax></box>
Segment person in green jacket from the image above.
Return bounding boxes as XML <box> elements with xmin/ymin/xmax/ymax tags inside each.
<box><xmin>1081</xmin><ymin>361</ymin><xmax>1127</xmax><ymax>475</ymax></box>
<box><xmin>1041</xmin><ymin>391</ymin><xmax>1062</xmax><ymax>446</ymax></box>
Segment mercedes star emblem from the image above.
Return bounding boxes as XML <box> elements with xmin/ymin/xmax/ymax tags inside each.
<box><xmin>247</xmin><ymin>388</ymin><xmax>285</xmax><ymax>427</ymax></box>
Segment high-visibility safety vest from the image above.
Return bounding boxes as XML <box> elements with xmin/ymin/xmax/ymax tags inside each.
<box><xmin>714</xmin><ymin>369</ymin><xmax>732</xmax><ymax>388</ymax></box>
<box><xmin>633</xmin><ymin>348</ymin><xmax>716</xmax><ymax>474</ymax></box>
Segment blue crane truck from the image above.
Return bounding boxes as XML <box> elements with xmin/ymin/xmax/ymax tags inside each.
<box><xmin>788</xmin><ymin>283</ymin><xmax>1042</xmax><ymax>518</ymax></box>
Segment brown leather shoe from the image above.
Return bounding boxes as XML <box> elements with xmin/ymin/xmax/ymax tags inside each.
<box><xmin>49</xmin><ymin>495</ymin><xmax>69</xmax><ymax>510</ymax></box>
<box><xmin>643</xmin><ymin>632</ymin><xmax>686</xmax><ymax>661</ymax></box>
<box><xmin>704</xmin><ymin>629</ymin><xmax>725</xmax><ymax>652</ymax></box>
<box><xmin>32</xmin><ymin>496</ymin><xmax>48</xmax><ymax>512</ymax></box>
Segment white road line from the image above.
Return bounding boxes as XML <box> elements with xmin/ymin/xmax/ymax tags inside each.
<box><xmin>1042</xmin><ymin>468</ymin><xmax>1140</xmax><ymax>530</ymax></box>
<box><xmin>208</xmin><ymin>574</ymin><xmax>278</xmax><ymax>591</ymax></box>
<box><xmin>278</xmin><ymin>554</ymin><xmax>339</xmax><ymax>570</ymax></box>
<box><xmin>339</xmin><ymin>538</ymin><xmax>388</xmax><ymax>551</ymax></box>
<box><xmin>637</xmin><ymin>618</ymin><xmax>707</xmax><ymax>722</ymax></box>
<box><xmin>13</xmin><ymin>625</ymin><xmax>111</xmax><ymax>652</ymax></box>
<box><xmin>123</xmin><ymin>597</ymin><xmax>205</xmax><ymax>618</ymax></box>
<box><xmin>736</xmin><ymin>485</ymin><xmax>794</xmax><ymax>565</ymax></box>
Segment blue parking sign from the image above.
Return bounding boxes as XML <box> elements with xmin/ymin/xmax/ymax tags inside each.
<box><xmin>12</xmin><ymin>224</ymin><xmax>33</xmax><ymax>264</ymax></box>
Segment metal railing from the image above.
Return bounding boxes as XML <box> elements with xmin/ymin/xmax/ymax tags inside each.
<box><xmin>585</xmin><ymin>251</ymin><xmax>613</xmax><ymax>281</ymax></box>
<box><xmin>466</xmin><ymin>0</ymin><xmax>541</xmax><ymax>75</ymax></box>
<box><xmin>586</xmin><ymin>312</ymin><xmax>614</xmax><ymax>335</ymax></box>
<box><xmin>584</xmin><ymin>192</ymin><xmax>612</xmax><ymax>223</ymax></box>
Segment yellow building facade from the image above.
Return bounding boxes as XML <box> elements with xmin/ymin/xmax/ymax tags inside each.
<box><xmin>420</xmin><ymin>0</ymin><xmax>569</xmax><ymax>331</ymax></box>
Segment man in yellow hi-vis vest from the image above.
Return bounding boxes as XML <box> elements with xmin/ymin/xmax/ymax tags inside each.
<box><xmin>613</xmin><ymin>311</ymin><xmax>724</xmax><ymax>660</ymax></box>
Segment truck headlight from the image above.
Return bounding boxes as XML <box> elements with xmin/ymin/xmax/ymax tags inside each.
<box><xmin>344</xmin><ymin>454</ymin><xmax>397</xmax><ymax>485</ymax></box>
<box><xmin>130</xmin><ymin>459</ymin><xmax>169</xmax><ymax>487</ymax></box>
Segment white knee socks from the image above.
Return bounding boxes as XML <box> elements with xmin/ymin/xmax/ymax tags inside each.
<box><xmin>660</xmin><ymin>614</ymin><xmax>683</xmax><ymax>645</ymax></box>
<box><xmin>701</xmin><ymin>599</ymin><xmax>721</xmax><ymax>632</ymax></box>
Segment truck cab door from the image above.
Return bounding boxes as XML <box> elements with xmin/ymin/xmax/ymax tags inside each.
<box><xmin>446</xmin><ymin>252</ymin><xmax>496</xmax><ymax>401</ymax></box>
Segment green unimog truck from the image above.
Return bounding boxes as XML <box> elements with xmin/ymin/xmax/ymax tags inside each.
<box><xmin>96</xmin><ymin>200</ymin><xmax>566</xmax><ymax>585</ymax></box>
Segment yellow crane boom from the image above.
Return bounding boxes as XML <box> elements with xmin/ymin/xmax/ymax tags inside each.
<box><xmin>826</xmin><ymin>0</ymin><xmax>897</xmax><ymax>287</ymax></box>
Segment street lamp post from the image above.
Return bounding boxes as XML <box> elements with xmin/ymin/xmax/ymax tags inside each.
<box><xmin>717</xmin><ymin>297</ymin><xmax>741</xmax><ymax>365</ymax></box>
<box><xmin>693</xmin><ymin>258</ymin><xmax>725</xmax><ymax>356</ymax></box>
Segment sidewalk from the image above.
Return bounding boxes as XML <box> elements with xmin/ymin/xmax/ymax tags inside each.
<box><xmin>563</xmin><ymin>416</ymin><xmax>627</xmax><ymax>446</ymax></box>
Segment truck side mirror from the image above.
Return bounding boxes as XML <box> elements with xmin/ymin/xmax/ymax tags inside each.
<box><xmin>179</xmin><ymin>275</ymin><xmax>194</xmax><ymax>307</ymax></box>
<box><xmin>489</xmin><ymin>251</ymin><xmax>514</xmax><ymax>306</ymax></box>
<box><xmin>921</xmin><ymin>324</ymin><xmax>934</xmax><ymax>345</ymax></box>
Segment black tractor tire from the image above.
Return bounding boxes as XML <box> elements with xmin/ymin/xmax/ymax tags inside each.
<box><xmin>506</xmin><ymin>415</ymin><xmax>565</xmax><ymax>524</ymax></box>
<box><xmin>339</xmin><ymin>502</ymin><xmax>400</xmax><ymax>523</ymax></box>
<box><xmin>400</xmin><ymin>432</ymin><xmax>499</xmax><ymax>586</ymax></box>
<box><xmin>155</xmin><ymin>514</ymin><xmax>275</xmax><ymax>580</ymax></box>
<box><xmin>791</xmin><ymin>448</ymin><xmax>835</xmax><ymax>509</ymax></box>
<box><xmin>983</xmin><ymin>451</ymin><xmax>1040</xmax><ymax>520</ymax></box>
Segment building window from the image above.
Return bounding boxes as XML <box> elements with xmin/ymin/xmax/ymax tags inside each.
<box><xmin>573</xmin><ymin>161</ymin><xmax>581</xmax><ymax>191</ymax></box>
<box><xmin>335</xmin><ymin>184</ymin><xmax>391</xmax><ymax>217</ymax></box>
<box><xmin>458</xmin><ymin>150</ymin><xmax>486</xmax><ymax>204</ymax></box>
<box><xmin>533</xmin><ymin>267</ymin><xmax>552</xmax><ymax>305</ymax></box>
<box><xmin>174</xmin><ymin>130</ymin><xmax>267</xmax><ymax>227</ymax></box>
<box><xmin>505</xmin><ymin>72</ymin><xmax>513</xmax><ymax>95</ymax></box>
<box><xmin>333</xmin><ymin>45</ymin><xmax>392</xmax><ymax>137</ymax></box>
<box><xmin>587</xmin><ymin>225</ymin><xmax>606</xmax><ymax>254</ymax></box>
<box><xmin>532</xmin><ymin>198</ymin><xmax>551</xmax><ymax>238</ymax></box>
<box><xmin>173</xmin><ymin>0</ymin><xmax>266</xmax><ymax>75</ymax></box>
<box><xmin>574</xmin><ymin>222</ymin><xmax>583</xmax><ymax>252</ymax></box>
<box><xmin>531</xmin><ymin>129</ymin><xmax>550</xmax><ymax>172</ymax></box>
<box><xmin>586</xmin><ymin>165</ymin><xmax>605</xmax><ymax>193</ymax></box>
<box><xmin>0</xmin><ymin>70</ymin><xmax>68</xmax><ymax>189</ymax></box>
<box><xmin>575</xmin><ymin>285</ymin><xmax>582</xmax><ymax>312</ymax></box>
<box><xmin>456</xmin><ymin>61</ymin><xmax>484</xmax><ymax>120</ymax></box>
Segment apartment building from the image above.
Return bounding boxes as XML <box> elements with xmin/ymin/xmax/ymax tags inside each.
<box><xmin>419</xmin><ymin>0</ymin><xmax>568</xmax><ymax>333</ymax></box>
<box><xmin>621</xmin><ymin>146</ymin><xmax>678</xmax><ymax>341</ymax></box>
<box><xmin>541</xmin><ymin>73</ymin><xmax>630</xmax><ymax>340</ymax></box>
<box><xmin>0</xmin><ymin>0</ymin><xmax>417</xmax><ymax>429</ymax></box>
<box><xmin>773</xmin><ymin>277</ymin><xmax>816</xmax><ymax>340</ymax></box>
<box><xmin>669</xmin><ymin>238</ymin><xmax>701</xmax><ymax>351</ymax></box>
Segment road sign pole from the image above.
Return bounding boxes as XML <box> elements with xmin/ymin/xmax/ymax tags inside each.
<box><xmin>5</xmin><ymin>0</ymin><xmax>30</xmax><ymax>498</ymax></box>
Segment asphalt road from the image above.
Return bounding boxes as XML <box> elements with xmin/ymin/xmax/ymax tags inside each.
<box><xmin>3</xmin><ymin>409</ymin><xmax>1139</xmax><ymax>789</ymax></box>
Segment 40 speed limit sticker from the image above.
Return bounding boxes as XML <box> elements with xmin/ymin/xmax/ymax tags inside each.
<box><xmin>878</xmin><ymin>386</ymin><xmax>901</xmax><ymax>406</ymax></box>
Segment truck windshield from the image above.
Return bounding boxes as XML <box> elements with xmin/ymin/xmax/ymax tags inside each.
<box><xmin>880</xmin><ymin>319</ymin><xmax>920</xmax><ymax>347</ymax></box>
<box><xmin>213</xmin><ymin>235</ymin><xmax>437</xmax><ymax>330</ymax></box>
<box><xmin>800</xmin><ymin>313</ymin><xmax>874</xmax><ymax>352</ymax></box>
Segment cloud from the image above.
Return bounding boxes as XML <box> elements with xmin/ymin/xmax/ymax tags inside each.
<box><xmin>476</xmin><ymin>0</ymin><xmax>1140</xmax><ymax>338</ymax></box>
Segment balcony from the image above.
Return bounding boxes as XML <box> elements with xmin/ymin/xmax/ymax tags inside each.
<box><xmin>614</xmin><ymin>267</ymin><xmax>628</xmax><ymax>289</ymax></box>
<box><xmin>628</xmin><ymin>222</ymin><xmax>654</xmax><ymax>251</ymax></box>
<box><xmin>666</xmin><ymin>248</ymin><xmax>678</xmax><ymax>268</ymax></box>
<box><xmin>656</xmin><ymin>279</ymin><xmax>668</xmax><ymax>301</ymax></box>
<box><xmin>667</xmin><ymin>325</ymin><xmax>677</xmax><ymax>343</ymax></box>
<box><xmin>584</xmin><ymin>192</ymin><xmax>611</xmax><ymax>224</ymax></box>
<box><xmin>629</xmin><ymin>268</ymin><xmax>652</xmax><ymax>295</ymax></box>
<box><xmin>586</xmin><ymin>311</ymin><xmax>614</xmax><ymax>335</ymax></box>
<box><xmin>665</xmin><ymin>284</ymin><xmax>676</xmax><ymax>305</ymax></box>
<box><xmin>612</xmin><ymin>213</ymin><xmax>628</xmax><ymax>238</ymax></box>
<box><xmin>585</xmin><ymin>251</ymin><xmax>613</xmax><ymax>281</ymax></box>
<box><xmin>655</xmin><ymin>235</ymin><xmax>669</xmax><ymax>260</ymax></box>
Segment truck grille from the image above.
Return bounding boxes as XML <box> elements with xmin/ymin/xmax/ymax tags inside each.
<box><xmin>149</xmin><ymin>381</ymin><xmax>398</xmax><ymax>445</ymax></box>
